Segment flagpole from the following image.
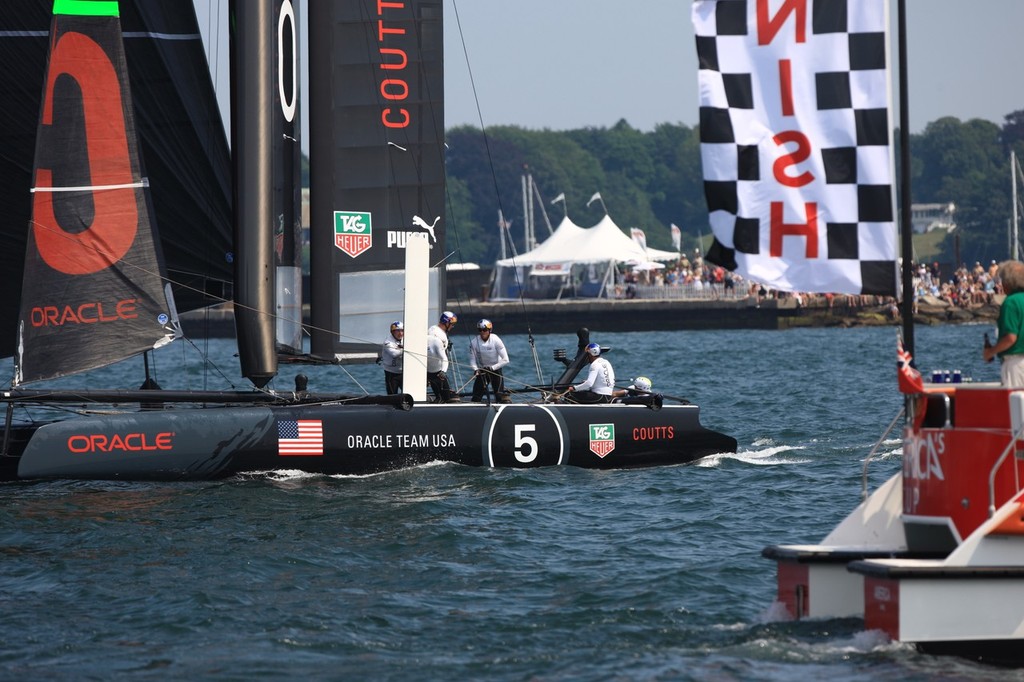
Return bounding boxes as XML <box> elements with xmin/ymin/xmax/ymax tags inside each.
<box><xmin>897</xmin><ymin>0</ymin><xmax>914</xmax><ymax>357</ymax></box>
<box><xmin>497</xmin><ymin>210</ymin><xmax>508</xmax><ymax>260</ymax></box>
<box><xmin>551</xmin><ymin>192</ymin><xmax>567</xmax><ymax>219</ymax></box>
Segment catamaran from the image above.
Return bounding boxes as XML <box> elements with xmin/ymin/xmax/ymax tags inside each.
<box><xmin>0</xmin><ymin>1</ymin><xmax>735</xmax><ymax>481</ymax></box>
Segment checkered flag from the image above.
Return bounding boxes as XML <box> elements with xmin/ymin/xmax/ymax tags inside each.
<box><xmin>692</xmin><ymin>0</ymin><xmax>898</xmax><ymax>296</ymax></box>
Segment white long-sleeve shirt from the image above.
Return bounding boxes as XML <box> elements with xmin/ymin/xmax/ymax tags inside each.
<box><xmin>469</xmin><ymin>333</ymin><xmax>509</xmax><ymax>372</ymax></box>
<box><xmin>381</xmin><ymin>334</ymin><xmax>403</xmax><ymax>374</ymax></box>
<box><xmin>426</xmin><ymin>324</ymin><xmax>449</xmax><ymax>373</ymax></box>
<box><xmin>574</xmin><ymin>358</ymin><xmax>615</xmax><ymax>396</ymax></box>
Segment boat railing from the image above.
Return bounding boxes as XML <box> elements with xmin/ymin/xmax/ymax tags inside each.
<box><xmin>861</xmin><ymin>405</ymin><xmax>906</xmax><ymax>502</ymax></box>
<box><xmin>988</xmin><ymin>392</ymin><xmax>1024</xmax><ymax>516</ymax></box>
<box><xmin>988</xmin><ymin>424</ymin><xmax>1024</xmax><ymax>518</ymax></box>
<box><xmin>627</xmin><ymin>283</ymin><xmax>749</xmax><ymax>301</ymax></box>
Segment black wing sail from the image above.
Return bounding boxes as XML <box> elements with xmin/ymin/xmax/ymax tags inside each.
<box><xmin>119</xmin><ymin>2</ymin><xmax>233</xmax><ymax>318</ymax></box>
<box><xmin>16</xmin><ymin>1</ymin><xmax>177</xmax><ymax>384</ymax></box>
<box><xmin>0</xmin><ymin>4</ymin><xmax>50</xmax><ymax>363</ymax></box>
<box><xmin>229</xmin><ymin>0</ymin><xmax>305</xmax><ymax>387</ymax></box>
<box><xmin>308</xmin><ymin>0</ymin><xmax>446</xmax><ymax>360</ymax></box>
<box><xmin>0</xmin><ymin>1</ymin><xmax>233</xmax><ymax>363</ymax></box>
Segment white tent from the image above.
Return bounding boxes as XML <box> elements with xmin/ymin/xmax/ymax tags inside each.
<box><xmin>495</xmin><ymin>215</ymin><xmax>677</xmax><ymax>267</ymax></box>
<box><xmin>498</xmin><ymin>215</ymin><xmax>586</xmax><ymax>266</ymax></box>
<box><xmin>491</xmin><ymin>215</ymin><xmax>680</xmax><ymax>300</ymax></box>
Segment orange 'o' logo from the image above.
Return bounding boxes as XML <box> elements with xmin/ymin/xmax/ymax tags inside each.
<box><xmin>33</xmin><ymin>31</ymin><xmax>138</xmax><ymax>275</ymax></box>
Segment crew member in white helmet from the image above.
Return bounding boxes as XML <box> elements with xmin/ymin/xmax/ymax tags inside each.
<box><xmin>566</xmin><ymin>342</ymin><xmax>615</xmax><ymax>403</ymax></box>
<box><xmin>613</xmin><ymin>376</ymin><xmax>652</xmax><ymax>399</ymax></box>
<box><xmin>469</xmin><ymin>319</ymin><xmax>510</xmax><ymax>403</ymax></box>
<box><xmin>380</xmin><ymin>321</ymin><xmax>404</xmax><ymax>395</ymax></box>
<box><xmin>427</xmin><ymin>311</ymin><xmax>459</xmax><ymax>402</ymax></box>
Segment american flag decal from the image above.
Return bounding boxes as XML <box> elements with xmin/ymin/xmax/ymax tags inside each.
<box><xmin>277</xmin><ymin>419</ymin><xmax>324</xmax><ymax>456</ymax></box>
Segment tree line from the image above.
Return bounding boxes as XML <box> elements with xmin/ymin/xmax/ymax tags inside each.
<box><xmin>441</xmin><ymin>112</ymin><xmax>1024</xmax><ymax>271</ymax></box>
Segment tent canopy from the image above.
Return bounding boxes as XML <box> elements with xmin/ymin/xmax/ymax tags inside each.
<box><xmin>495</xmin><ymin>215</ymin><xmax>678</xmax><ymax>267</ymax></box>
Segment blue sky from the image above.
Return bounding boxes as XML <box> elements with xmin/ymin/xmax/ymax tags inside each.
<box><xmin>197</xmin><ymin>0</ymin><xmax>1024</xmax><ymax>152</ymax></box>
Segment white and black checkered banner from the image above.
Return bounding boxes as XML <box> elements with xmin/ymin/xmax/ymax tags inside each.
<box><xmin>693</xmin><ymin>0</ymin><xmax>898</xmax><ymax>296</ymax></box>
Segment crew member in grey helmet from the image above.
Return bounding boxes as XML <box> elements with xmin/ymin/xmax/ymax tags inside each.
<box><xmin>380</xmin><ymin>320</ymin><xmax>404</xmax><ymax>395</ymax></box>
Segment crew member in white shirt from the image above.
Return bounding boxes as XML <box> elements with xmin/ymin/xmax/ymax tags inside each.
<box><xmin>566</xmin><ymin>343</ymin><xmax>615</xmax><ymax>403</ymax></box>
<box><xmin>468</xmin><ymin>319</ymin><xmax>510</xmax><ymax>403</ymax></box>
<box><xmin>380</xmin><ymin>321</ymin><xmax>404</xmax><ymax>395</ymax></box>
<box><xmin>426</xmin><ymin>311</ymin><xmax>459</xmax><ymax>402</ymax></box>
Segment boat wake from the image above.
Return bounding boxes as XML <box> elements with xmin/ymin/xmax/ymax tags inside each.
<box><xmin>716</xmin><ymin>611</ymin><xmax>910</xmax><ymax>664</ymax></box>
<box><xmin>696</xmin><ymin>440</ymin><xmax>810</xmax><ymax>467</ymax></box>
<box><xmin>863</xmin><ymin>437</ymin><xmax>902</xmax><ymax>461</ymax></box>
<box><xmin>239</xmin><ymin>460</ymin><xmax>458</xmax><ymax>482</ymax></box>
<box><xmin>732</xmin><ymin>629</ymin><xmax>908</xmax><ymax>663</ymax></box>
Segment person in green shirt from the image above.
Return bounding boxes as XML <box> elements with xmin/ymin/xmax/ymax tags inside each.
<box><xmin>983</xmin><ymin>260</ymin><xmax>1024</xmax><ymax>386</ymax></box>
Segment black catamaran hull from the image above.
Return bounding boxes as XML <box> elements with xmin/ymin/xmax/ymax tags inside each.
<box><xmin>6</xmin><ymin>403</ymin><xmax>735</xmax><ymax>480</ymax></box>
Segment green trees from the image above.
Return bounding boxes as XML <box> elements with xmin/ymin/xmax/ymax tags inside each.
<box><xmin>443</xmin><ymin>112</ymin><xmax>1024</xmax><ymax>269</ymax></box>
<box><xmin>911</xmin><ymin>116</ymin><xmax>1011</xmax><ymax>266</ymax></box>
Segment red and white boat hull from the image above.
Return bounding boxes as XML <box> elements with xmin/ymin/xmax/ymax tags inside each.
<box><xmin>764</xmin><ymin>385</ymin><xmax>1024</xmax><ymax>663</ymax></box>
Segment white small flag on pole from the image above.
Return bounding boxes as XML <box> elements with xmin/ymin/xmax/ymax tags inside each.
<box><xmin>630</xmin><ymin>227</ymin><xmax>647</xmax><ymax>252</ymax></box>
<box><xmin>551</xmin><ymin>193</ymin><xmax>565</xmax><ymax>206</ymax></box>
<box><xmin>670</xmin><ymin>223</ymin><xmax>681</xmax><ymax>252</ymax></box>
<box><xmin>586</xmin><ymin>191</ymin><xmax>602</xmax><ymax>207</ymax></box>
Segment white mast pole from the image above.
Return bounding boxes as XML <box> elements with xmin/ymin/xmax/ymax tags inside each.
<box><xmin>521</xmin><ymin>173</ymin><xmax>530</xmax><ymax>252</ymax></box>
<box><xmin>497</xmin><ymin>209</ymin><xmax>508</xmax><ymax>260</ymax></box>
<box><xmin>527</xmin><ymin>173</ymin><xmax>536</xmax><ymax>251</ymax></box>
<box><xmin>1013</xmin><ymin>150</ymin><xmax>1019</xmax><ymax>261</ymax></box>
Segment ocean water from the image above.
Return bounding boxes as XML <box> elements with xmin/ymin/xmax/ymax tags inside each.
<box><xmin>2</xmin><ymin>323</ymin><xmax>1021</xmax><ymax>681</ymax></box>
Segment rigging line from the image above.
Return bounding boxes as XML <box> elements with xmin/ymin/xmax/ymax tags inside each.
<box><xmin>439</xmin><ymin>354</ymin><xmax>560</xmax><ymax>396</ymax></box>
<box><xmin>450</xmin><ymin>0</ymin><xmax>540</xmax><ymax>351</ymax></box>
<box><xmin>330</xmin><ymin>363</ymin><xmax>371</xmax><ymax>397</ymax></box>
<box><xmin>196</xmin><ymin>0</ymin><xmax>230</xmax><ymax>382</ymax></box>
<box><xmin>21</xmin><ymin>217</ymin><xmax>390</xmax><ymax>349</ymax></box>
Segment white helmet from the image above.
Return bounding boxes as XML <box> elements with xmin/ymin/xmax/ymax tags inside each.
<box><xmin>631</xmin><ymin>376</ymin><xmax>652</xmax><ymax>392</ymax></box>
<box><xmin>585</xmin><ymin>343</ymin><xmax>601</xmax><ymax>357</ymax></box>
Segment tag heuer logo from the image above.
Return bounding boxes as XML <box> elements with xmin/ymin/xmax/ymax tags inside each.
<box><xmin>589</xmin><ymin>423</ymin><xmax>615</xmax><ymax>458</ymax></box>
<box><xmin>334</xmin><ymin>211</ymin><xmax>372</xmax><ymax>258</ymax></box>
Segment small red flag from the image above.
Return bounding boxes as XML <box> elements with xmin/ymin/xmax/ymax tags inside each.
<box><xmin>897</xmin><ymin>338</ymin><xmax>924</xmax><ymax>394</ymax></box>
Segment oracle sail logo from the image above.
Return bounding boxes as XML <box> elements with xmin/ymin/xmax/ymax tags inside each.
<box><xmin>30</xmin><ymin>299</ymin><xmax>138</xmax><ymax>327</ymax></box>
<box><xmin>35</xmin><ymin>30</ymin><xmax>139</xmax><ymax>275</ymax></box>
<box><xmin>67</xmin><ymin>432</ymin><xmax>173</xmax><ymax>454</ymax></box>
